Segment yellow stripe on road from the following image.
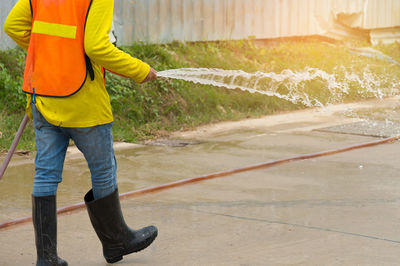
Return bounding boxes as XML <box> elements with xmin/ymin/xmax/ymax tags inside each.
<box><xmin>32</xmin><ymin>21</ymin><xmax>77</xmax><ymax>39</ymax></box>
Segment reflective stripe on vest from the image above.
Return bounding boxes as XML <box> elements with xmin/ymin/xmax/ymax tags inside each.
<box><xmin>32</xmin><ymin>21</ymin><xmax>77</xmax><ymax>39</ymax></box>
<box><xmin>23</xmin><ymin>0</ymin><xmax>93</xmax><ymax>97</ymax></box>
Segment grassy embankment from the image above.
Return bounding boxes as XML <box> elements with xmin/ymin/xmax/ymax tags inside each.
<box><xmin>1</xmin><ymin>40</ymin><xmax>400</xmax><ymax>151</ymax></box>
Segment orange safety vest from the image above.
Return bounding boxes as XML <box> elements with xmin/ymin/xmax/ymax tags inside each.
<box><xmin>23</xmin><ymin>0</ymin><xmax>94</xmax><ymax>97</ymax></box>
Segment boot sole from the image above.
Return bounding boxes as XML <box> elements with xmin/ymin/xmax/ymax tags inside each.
<box><xmin>105</xmin><ymin>231</ymin><xmax>158</xmax><ymax>264</ymax></box>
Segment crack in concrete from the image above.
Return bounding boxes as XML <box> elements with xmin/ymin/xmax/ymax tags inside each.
<box><xmin>187</xmin><ymin>208</ymin><xmax>400</xmax><ymax>245</ymax></box>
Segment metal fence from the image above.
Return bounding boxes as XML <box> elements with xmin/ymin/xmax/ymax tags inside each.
<box><xmin>2</xmin><ymin>0</ymin><xmax>400</xmax><ymax>49</ymax></box>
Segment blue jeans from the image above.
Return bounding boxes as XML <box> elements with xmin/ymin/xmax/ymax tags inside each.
<box><xmin>31</xmin><ymin>105</ymin><xmax>117</xmax><ymax>200</ymax></box>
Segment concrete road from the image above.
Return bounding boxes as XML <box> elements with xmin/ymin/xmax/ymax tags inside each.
<box><xmin>1</xmin><ymin>99</ymin><xmax>400</xmax><ymax>265</ymax></box>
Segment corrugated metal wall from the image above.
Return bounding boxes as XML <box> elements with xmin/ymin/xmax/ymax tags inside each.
<box><xmin>1</xmin><ymin>0</ymin><xmax>400</xmax><ymax>49</ymax></box>
<box><xmin>114</xmin><ymin>0</ymin><xmax>400</xmax><ymax>44</ymax></box>
<box><xmin>0</xmin><ymin>0</ymin><xmax>18</xmax><ymax>49</ymax></box>
<box><xmin>364</xmin><ymin>0</ymin><xmax>400</xmax><ymax>29</ymax></box>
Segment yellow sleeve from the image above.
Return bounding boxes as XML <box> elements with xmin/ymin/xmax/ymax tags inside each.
<box><xmin>4</xmin><ymin>0</ymin><xmax>32</xmax><ymax>51</ymax></box>
<box><xmin>84</xmin><ymin>0</ymin><xmax>150</xmax><ymax>83</ymax></box>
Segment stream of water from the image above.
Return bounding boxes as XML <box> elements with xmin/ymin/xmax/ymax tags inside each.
<box><xmin>158</xmin><ymin>66</ymin><xmax>400</xmax><ymax>107</ymax></box>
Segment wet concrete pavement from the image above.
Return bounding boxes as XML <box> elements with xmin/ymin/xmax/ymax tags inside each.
<box><xmin>1</xmin><ymin>99</ymin><xmax>400</xmax><ymax>265</ymax></box>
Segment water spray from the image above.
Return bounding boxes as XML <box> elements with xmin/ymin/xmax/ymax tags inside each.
<box><xmin>158</xmin><ymin>67</ymin><xmax>400</xmax><ymax>107</ymax></box>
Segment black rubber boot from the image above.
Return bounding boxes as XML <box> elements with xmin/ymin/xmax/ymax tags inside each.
<box><xmin>84</xmin><ymin>189</ymin><xmax>158</xmax><ymax>263</ymax></box>
<box><xmin>32</xmin><ymin>195</ymin><xmax>68</xmax><ymax>266</ymax></box>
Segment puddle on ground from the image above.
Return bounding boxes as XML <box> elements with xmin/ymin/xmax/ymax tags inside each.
<box><xmin>0</xmin><ymin>102</ymin><xmax>399</xmax><ymax>223</ymax></box>
<box><xmin>0</xmin><ymin>132</ymin><xmax>332</xmax><ymax>223</ymax></box>
<box><xmin>318</xmin><ymin>102</ymin><xmax>400</xmax><ymax>137</ymax></box>
<box><xmin>315</xmin><ymin>120</ymin><xmax>400</xmax><ymax>138</ymax></box>
<box><xmin>144</xmin><ymin>139</ymin><xmax>203</xmax><ymax>147</ymax></box>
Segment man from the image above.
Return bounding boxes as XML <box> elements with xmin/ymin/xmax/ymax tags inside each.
<box><xmin>4</xmin><ymin>0</ymin><xmax>158</xmax><ymax>265</ymax></box>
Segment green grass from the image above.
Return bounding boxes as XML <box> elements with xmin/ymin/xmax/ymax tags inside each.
<box><xmin>0</xmin><ymin>107</ymin><xmax>35</xmax><ymax>153</ymax></box>
<box><xmin>1</xmin><ymin>39</ymin><xmax>400</xmax><ymax>151</ymax></box>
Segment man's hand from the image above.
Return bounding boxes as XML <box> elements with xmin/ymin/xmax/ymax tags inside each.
<box><xmin>141</xmin><ymin>67</ymin><xmax>157</xmax><ymax>83</ymax></box>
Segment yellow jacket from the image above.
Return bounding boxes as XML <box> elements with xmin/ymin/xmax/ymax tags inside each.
<box><xmin>4</xmin><ymin>0</ymin><xmax>150</xmax><ymax>127</ymax></box>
